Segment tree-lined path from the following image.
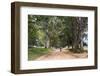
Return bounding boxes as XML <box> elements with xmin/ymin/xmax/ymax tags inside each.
<box><xmin>36</xmin><ymin>48</ymin><xmax>88</xmax><ymax>60</ymax></box>
<box><xmin>28</xmin><ymin>15</ymin><xmax>88</xmax><ymax>61</ymax></box>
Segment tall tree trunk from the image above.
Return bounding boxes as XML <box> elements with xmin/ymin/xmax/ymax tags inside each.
<box><xmin>45</xmin><ymin>38</ymin><xmax>50</xmax><ymax>48</ymax></box>
<box><xmin>45</xmin><ymin>29</ymin><xmax>50</xmax><ymax>48</ymax></box>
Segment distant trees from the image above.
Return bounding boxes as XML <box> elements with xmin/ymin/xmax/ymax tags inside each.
<box><xmin>28</xmin><ymin>15</ymin><xmax>88</xmax><ymax>52</ymax></box>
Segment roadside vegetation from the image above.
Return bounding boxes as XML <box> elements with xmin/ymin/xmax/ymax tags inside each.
<box><xmin>28</xmin><ymin>47</ymin><xmax>52</xmax><ymax>60</ymax></box>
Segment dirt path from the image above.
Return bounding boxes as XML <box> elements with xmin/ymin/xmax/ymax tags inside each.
<box><xmin>36</xmin><ymin>48</ymin><xmax>88</xmax><ymax>60</ymax></box>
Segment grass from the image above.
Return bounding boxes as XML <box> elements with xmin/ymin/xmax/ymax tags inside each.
<box><xmin>28</xmin><ymin>47</ymin><xmax>52</xmax><ymax>60</ymax></box>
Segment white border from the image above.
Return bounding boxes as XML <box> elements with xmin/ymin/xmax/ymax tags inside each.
<box><xmin>20</xmin><ymin>6</ymin><xmax>95</xmax><ymax>70</ymax></box>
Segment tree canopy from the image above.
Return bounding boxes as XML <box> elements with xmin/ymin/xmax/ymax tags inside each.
<box><xmin>28</xmin><ymin>15</ymin><xmax>88</xmax><ymax>52</ymax></box>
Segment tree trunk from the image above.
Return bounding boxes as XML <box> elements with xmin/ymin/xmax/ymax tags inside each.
<box><xmin>45</xmin><ymin>28</ymin><xmax>50</xmax><ymax>48</ymax></box>
<box><xmin>45</xmin><ymin>39</ymin><xmax>50</xmax><ymax>48</ymax></box>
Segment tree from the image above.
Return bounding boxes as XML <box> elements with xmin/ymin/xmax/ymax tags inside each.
<box><xmin>70</xmin><ymin>17</ymin><xmax>88</xmax><ymax>52</ymax></box>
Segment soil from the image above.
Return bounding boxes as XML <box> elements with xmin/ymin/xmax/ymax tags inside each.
<box><xmin>36</xmin><ymin>48</ymin><xmax>88</xmax><ymax>60</ymax></box>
